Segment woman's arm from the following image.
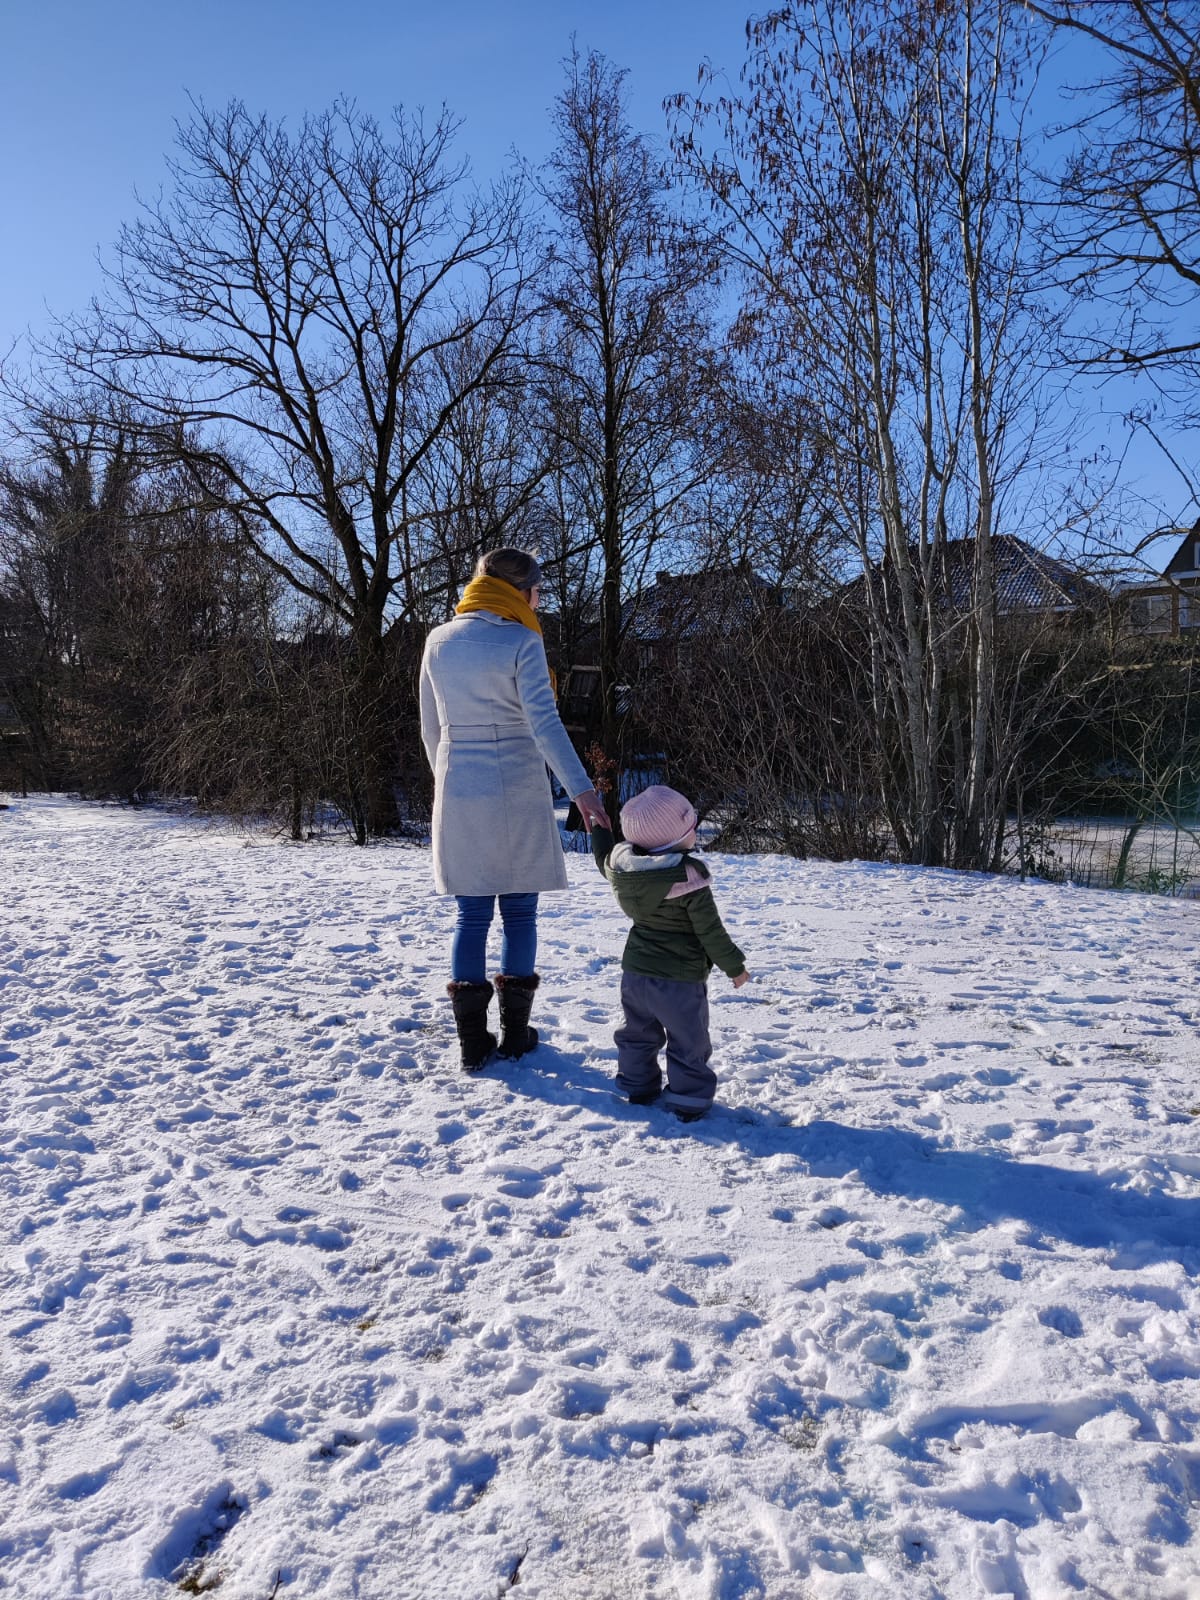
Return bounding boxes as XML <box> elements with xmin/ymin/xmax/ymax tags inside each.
<box><xmin>514</xmin><ymin>634</ymin><xmax>592</xmax><ymax>799</ymax></box>
<box><xmin>419</xmin><ymin>647</ymin><xmax>441</xmax><ymax>772</ymax></box>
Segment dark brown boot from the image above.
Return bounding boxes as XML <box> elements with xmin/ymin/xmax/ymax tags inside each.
<box><xmin>447</xmin><ymin>980</ymin><xmax>496</xmax><ymax>1071</ymax></box>
<box><xmin>494</xmin><ymin>973</ymin><xmax>540</xmax><ymax>1059</ymax></box>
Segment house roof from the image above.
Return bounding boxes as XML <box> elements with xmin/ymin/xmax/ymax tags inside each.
<box><xmin>1161</xmin><ymin>519</ymin><xmax>1200</xmax><ymax>579</ymax></box>
<box><xmin>625</xmin><ymin>564</ymin><xmax>774</xmax><ymax>642</ymax></box>
<box><xmin>846</xmin><ymin>535</ymin><xmax>1106</xmax><ymax>614</ymax></box>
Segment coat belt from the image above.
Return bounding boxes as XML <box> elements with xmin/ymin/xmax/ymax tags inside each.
<box><xmin>443</xmin><ymin>722</ymin><xmax>531</xmax><ymax>742</ymax></box>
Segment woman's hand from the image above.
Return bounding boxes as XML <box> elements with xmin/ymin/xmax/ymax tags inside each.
<box><xmin>732</xmin><ymin>971</ymin><xmax>751</xmax><ymax>989</ymax></box>
<box><xmin>574</xmin><ymin>788</ymin><xmax>611</xmax><ymax>833</ymax></box>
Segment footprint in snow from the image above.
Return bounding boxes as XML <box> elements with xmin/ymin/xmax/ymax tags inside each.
<box><xmin>56</xmin><ymin>1461</ymin><xmax>120</xmax><ymax>1500</ymax></box>
<box><xmin>710</xmin><ymin>1309</ymin><xmax>762</xmax><ymax>1345</ymax></box>
<box><xmin>901</xmin><ymin>1531</ymin><xmax>931</xmax><ymax>1565</ymax></box>
<box><xmin>227</xmin><ymin>1217</ymin><xmax>349</xmax><ymax>1251</ymax></box>
<box><xmin>814</xmin><ymin>1205</ymin><xmax>852</xmax><ymax>1230</ymax></box>
<box><xmin>812</xmin><ymin>1537</ymin><xmax>865</xmax><ymax>1574</ymax></box>
<box><xmin>313</xmin><ymin>1431</ymin><xmax>361</xmax><ymax>1461</ymax></box>
<box><xmin>659</xmin><ymin>1284</ymin><xmax>698</xmax><ymax>1308</ymax></box>
<box><xmin>1038</xmin><ymin>1305</ymin><xmax>1084</xmax><ymax>1338</ymax></box>
<box><xmin>666</xmin><ymin>1339</ymin><xmax>694</xmax><ymax>1371</ymax></box>
<box><xmin>860</xmin><ymin>1332</ymin><xmax>910</xmax><ymax>1370</ymax></box>
<box><xmin>487</xmin><ymin>1163</ymin><xmax>553</xmax><ymax>1200</ymax></box>
<box><xmin>37</xmin><ymin>1388</ymin><xmax>77</xmax><ymax>1425</ymax></box>
<box><xmin>107</xmin><ymin>1366</ymin><xmax>178</xmax><ymax>1410</ymax></box>
<box><xmin>425</xmin><ymin>1449</ymin><xmax>499</xmax><ymax>1513</ymax></box>
<box><xmin>152</xmin><ymin>1484</ymin><xmax>246</xmax><ymax>1586</ymax></box>
<box><xmin>553</xmin><ymin>1379</ymin><xmax>610</xmax><ymax>1419</ymax></box>
<box><xmin>975</xmin><ymin>1065</ymin><xmax>1019</xmax><ymax>1086</ymax></box>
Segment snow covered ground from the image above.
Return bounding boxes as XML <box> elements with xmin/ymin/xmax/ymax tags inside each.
<box><xmin>2</xmin><ymin>796</ymin><xmax>1198</xmax><ymax>1600</ymax></box>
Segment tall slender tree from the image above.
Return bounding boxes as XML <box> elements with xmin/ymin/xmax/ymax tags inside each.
<box><xmin>538</xmin><ymin>47</ymin><xmax>717</xmax><ymax>768</ymax></box>
<box><xmin>673</xmin><ymin>0</ymin><xmax>1071</xmax><ymax>869</ymax></box>
<box><xmin>56</xmin><ymin>99</ymin><xmax>539</xmax><ymax>833</ymax></box>
<box><xmin>1026</xmin><ymin>1</ymin><xmax>1200</xmax><ymax>415</ymax></box>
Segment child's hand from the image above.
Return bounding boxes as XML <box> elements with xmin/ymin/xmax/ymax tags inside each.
<box><xmin>732</xmin><ymin>971</ymin><xmax>750</xmax><ymax>988</ymax></box>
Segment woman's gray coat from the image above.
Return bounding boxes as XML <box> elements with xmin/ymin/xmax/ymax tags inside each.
<box><xmin>419</xmin><ymin>612</ymin><xmax>591</xmax><ymax>897</ymax></box>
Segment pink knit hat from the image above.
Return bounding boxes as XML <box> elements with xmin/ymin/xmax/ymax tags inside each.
<box><xmin>620</xmin><ymin>785</ymin><xmax>698</xmax><ymax>851</ymax></box>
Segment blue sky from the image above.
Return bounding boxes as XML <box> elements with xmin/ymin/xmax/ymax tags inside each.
<box><xmin>3</xmin><ymin>1</ymin><xmax>1193</xmax><ymax>566</ymax></box>
<box><xmin>2</xmin><ymin>0</ymin><xmax>745</xmax><ymax>350</ymax></box>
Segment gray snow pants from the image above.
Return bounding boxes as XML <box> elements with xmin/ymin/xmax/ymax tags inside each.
<box><xmin>615</xmin><ymin>972</ymin><xmax>716</xmax><ymax>1115</ymax></box>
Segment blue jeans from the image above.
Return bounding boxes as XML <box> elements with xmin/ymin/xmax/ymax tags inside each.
<box><xmin>451</xmin><ymin>893</ymin><xmax>538</xmax><ymax>983</ymax></box>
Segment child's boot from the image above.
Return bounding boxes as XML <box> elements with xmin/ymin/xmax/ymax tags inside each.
<box><xmin>617</xmin><ymin>1066</ymin><xmax>663</xmax><ymax>1105</ymax></box>
<box><xmin>494</xmin><ymin>973</ymin><xmax>540</xmax><ymax>1059</ymax></box>
<box><xmin>670</xmin><ymin>1105</ymin><xmax>710</xmax><ymax>1123</ymax></box>
<box><xmin>447</xmin><ymin>980</ymin><xmax>496</xmax><ymax>1071</ymax></box>
<box><xmin>627</xmin><ymin>1085</ymin><xmax>662</xmax><ymax>1106</ymax></box>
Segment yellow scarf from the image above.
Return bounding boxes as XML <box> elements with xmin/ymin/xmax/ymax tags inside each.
<box><xmin>455</xmin><ymin>574</ymin><xmax>558</xmax><ymax>696</ymax></box>
<box><xmin>455</xmin><ymin>574</ymin><xmax>543</xmax><ymax>636</ymax></box>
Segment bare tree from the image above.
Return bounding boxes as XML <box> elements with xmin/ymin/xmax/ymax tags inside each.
<box><xmin>151</xmin><ymin>590</ymin><xmax>420</xmax><ymax>847</ymax></box>
<box><xmin>0</xmin><ymin>410</ymin><xmax>262</xmax><ymax>796</ymax></box>
<box><xmin>690</xmin><ymin>383</ymin><xmax>844</xmax><ymax>600</ymax></box>
<box><xmin>0</xmin><ymin>418</ymin><xmax>133</xmax><ymax>784</ymax></box>
<box><xmin>1026</xmin><ymin>1</ymin><xmax>1200</xmax><ymax>414</ymax></box>
<box><xmin>55</xmin><ymin>99</ymin><xmax>540</xmax><ymax>833</ymax></box>
<box><xmin>672</xmin><ymin>0</ymin><xmax>1074</xmax><ymax>869</ymax></box>
<box><xmin>539</xmin><ymin>47</ymin><xmax>718</xmax><ymax>767</ymax></box>
<box><xmin>409</xmin><ymin>331</ymin><xmax>554</xmax><ymax>624</ymax></box>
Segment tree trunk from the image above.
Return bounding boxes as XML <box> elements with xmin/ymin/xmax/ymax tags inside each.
<box><xmin>1112</xmin><ymin>814</ymin><xmax>1145</xmax><ymax>890</ymax></box>
<box><xmin>353</xmin><ymin>618</ymin><xmax>401</xmax><ymax>839</ymax></box>
<box><xmin>290</xmin><ymin>770</ymin><xmax>303</xmax><ymax>842</ymax></box>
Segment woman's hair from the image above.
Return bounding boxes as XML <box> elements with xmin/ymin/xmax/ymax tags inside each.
<box><xmin>475</xmin><ymin>547</ymin><xmax>542</xmax><ymax>592</ymax></box>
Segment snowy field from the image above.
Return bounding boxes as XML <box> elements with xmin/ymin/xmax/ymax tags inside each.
<box><xmin>2</xmin><ymin>797</ymin><xmax>1199</xmax><ymax>1600</ymax></box>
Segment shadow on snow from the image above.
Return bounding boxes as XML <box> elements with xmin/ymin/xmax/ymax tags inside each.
<box><xmin>499</xmin><ymin>1047</ymin><xmax>1200</xmax><ymax>1266</ymax></box>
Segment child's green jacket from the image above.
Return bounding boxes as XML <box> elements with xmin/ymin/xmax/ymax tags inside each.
<box><xmin>590</xmin><ymin>824</ymin><xmax>746</xmax><ymax>983</ymax></box>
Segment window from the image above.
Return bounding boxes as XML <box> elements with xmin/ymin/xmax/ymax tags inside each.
<box><xmin>1181</xmin><ymin>591</ymin><xmax>1199</xmax><ymax>629</ymax></box>
<box><xmin>1129</xmin><ymin>592</ymin><xmax>1172</xmax><ymax>633</ymax></box>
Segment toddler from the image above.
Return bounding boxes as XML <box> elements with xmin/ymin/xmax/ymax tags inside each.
<box><xmin>591</xmin><ymin>785</ymin><xmax>749</xmax><ymax>1121</ymax></box>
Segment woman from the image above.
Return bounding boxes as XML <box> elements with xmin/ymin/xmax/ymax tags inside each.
<box><xmin>419</xmin><ymin>548</ymin><xmax>610</xmax><ymax>1070</ymax></box>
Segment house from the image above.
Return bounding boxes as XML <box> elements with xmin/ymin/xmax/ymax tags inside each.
<box><xmin>1123</xmin><ymin>522</ymin><xmax>1200</xmax><ymax>636</ymax></box>
<box><xmin>841</xmin><ymin>535</ymin><xmax>1108</xmax><ymax>620</ymax></box>
<box><xmin>625</xmin><ymin>563</ymin><xmax>776</xmax><ymax>670</ymax></box>
<box><xmin>546</xmin><ymin>564</ymin><xmax>776</xmax><ymax>738</ymax></box>
<box><xmin>957</xmin><ymin>536</ymin><xmax>1107</xmax><ymax>615</ymax></box>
